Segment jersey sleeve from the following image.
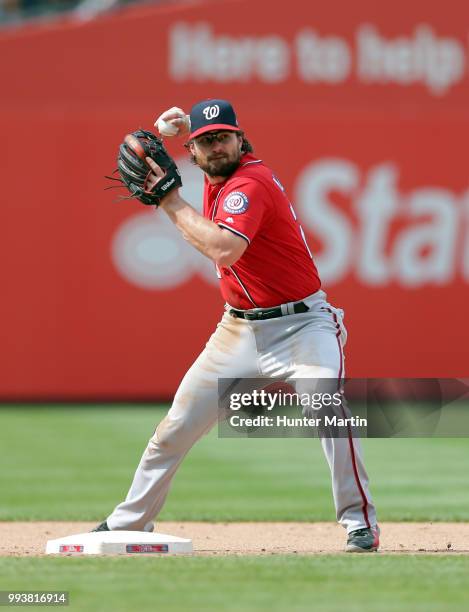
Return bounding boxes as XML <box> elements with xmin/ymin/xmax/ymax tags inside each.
<box><xmin>213</xmin><ymin>177</ymin><xmax>271</xmax><ymax>244</ymax></box>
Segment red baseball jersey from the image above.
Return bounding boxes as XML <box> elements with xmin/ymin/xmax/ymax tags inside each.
<box><xmin>203</xmin><ymin>153</ymin><xmax>321</xmax><ymax>309</ymax></box>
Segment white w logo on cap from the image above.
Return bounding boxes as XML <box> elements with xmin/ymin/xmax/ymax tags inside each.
<box><xmin>202</xmin><ymin>105</ymin><xmax>220</xmax><ymax>120</ymax></box>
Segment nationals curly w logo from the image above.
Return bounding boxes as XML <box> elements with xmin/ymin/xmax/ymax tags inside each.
<box><xmin>202</xmin><ymin>105</ymin><xmax>220</xmax><ymax>120</ymax></box>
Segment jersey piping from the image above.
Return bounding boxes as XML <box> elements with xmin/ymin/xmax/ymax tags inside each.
<box><xmin>217</xmin><ymin>223</ymin><xmax>250</xmax><ymax>244</ymax></box>
<box><xmin>209</xmin><ymin>159</ymin><xmax>262</xmax><ymax>306</ymax></box>
<box><xmin>228</xmin><ymin>265</ymin><xmax>259</xmax><ymax>307</ymax></box>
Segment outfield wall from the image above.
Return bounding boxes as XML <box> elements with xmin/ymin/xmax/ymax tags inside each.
<box><xmin>0</xmin><ymin>0</ymin><xmax>468</xmax><ymax>399</ymax></box>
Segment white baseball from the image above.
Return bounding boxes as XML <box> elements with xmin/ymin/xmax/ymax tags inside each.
<box><xmin>157</xmin><ymin>118</ymin><xmax>180</xmax><ymax>137</ymax></box>
<box><xmin>155</xmin><ymin>107</ymin><xmax>191</xmax><ymax>137</ymax></box>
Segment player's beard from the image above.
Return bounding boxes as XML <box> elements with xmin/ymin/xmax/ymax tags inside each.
<box><xmin>194</xmin><ymin>149</ymin><xmax>242</xmax><ymax>178</ymax></box>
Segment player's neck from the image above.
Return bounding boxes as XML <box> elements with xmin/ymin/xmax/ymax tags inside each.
<box><xmin>205</xmin><ymin>174</ymin><xmax>228</xmax><ymax>185</ymax></box>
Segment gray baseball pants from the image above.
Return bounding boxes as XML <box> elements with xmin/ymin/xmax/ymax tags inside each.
<box><xmin>107</xmin><ymin>290</ymin><xmax>377</xmax><ymax>534</ymax></box>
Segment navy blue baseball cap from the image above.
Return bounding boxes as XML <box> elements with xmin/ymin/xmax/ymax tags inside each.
<box><xmin>189</xmin><ymin>99</ymin><xmax>241</xmax><ymax>139</ymax></box>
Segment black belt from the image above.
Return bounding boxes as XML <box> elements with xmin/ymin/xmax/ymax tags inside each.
<box><xmin>228</xmin><ymin>301</ymin><xmax>309</xmax><ymax>321</ymax></box>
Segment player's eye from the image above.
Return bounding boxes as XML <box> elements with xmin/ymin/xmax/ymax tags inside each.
<box><xmin>198</xmin><ymin>136</ymin><xmax>212</xmax><ymax>147</ymax></box>
<box><xmin>217</xmin><ymin>133</ymin><xmax>231</xmax><ymax>144</ymax></box>
<box><xmin>196</xmin><ymin>132</ymin><xmax>232</xmax><ymax>148</ymax></box>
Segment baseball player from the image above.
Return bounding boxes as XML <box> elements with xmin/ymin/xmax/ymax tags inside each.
<box><xmin>95</xmin><ymin>99</ymin><xmax>379</xmax><ymax>552</ymax></box>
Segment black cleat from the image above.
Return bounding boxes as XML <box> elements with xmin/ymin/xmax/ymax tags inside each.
<box><xmin>346</xmin><ymin>527</ymin><xmax>380</xmax><ymax>552</ymax></box>
<box><xmin>91</xmin><ymin>520</ymin><xmax>155</xmax><ymax>533</ymax></box>
<box><xmin>92</xmin><ymin>521</ymin><xmax>110</xmax><ymax>532</ymax></box>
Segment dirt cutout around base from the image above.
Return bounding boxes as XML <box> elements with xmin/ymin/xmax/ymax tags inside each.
<box><xmin>1</xmin><ymin>522</ymin><xmax>468</xmax><ymax>557</ymax></box>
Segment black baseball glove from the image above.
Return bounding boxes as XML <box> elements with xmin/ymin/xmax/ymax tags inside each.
<box><xmin>108</xmin><ymin>129</ymin><xmax>182</xmax><ymax>206</ymax></box>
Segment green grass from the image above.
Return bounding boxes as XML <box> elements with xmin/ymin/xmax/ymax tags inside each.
<box><xmin>1</xmin><ymin>556</ymin><xmax>469</xmax><ymax>612</ymax></box>
<box><xmin>1</xmin><ymin>406</ymin><xmax>469</xmax><ymax>612</ymax></box>
<box><xmin>1</xmin><ymin>406</ymin><xmax>469</xmax><ymax>522</ymax></box>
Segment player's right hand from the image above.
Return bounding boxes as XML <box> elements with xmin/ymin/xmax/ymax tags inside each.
<box><xmin>154</xmin><ymin>107</ymin><xmax>191</xmax><ymax>137</ymax></box>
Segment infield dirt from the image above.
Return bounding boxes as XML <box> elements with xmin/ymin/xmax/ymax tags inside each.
<box><xmin>1</xmin><ymin>522</ymin><xmax>468</xmax><ymax>556</ymax></box>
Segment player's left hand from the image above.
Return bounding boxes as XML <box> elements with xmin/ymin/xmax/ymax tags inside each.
<box><xmin>145</xmin><ymin>157</ymin><xmax>166</xmax><ymax>191</ymax></box>
<box><xmin>109</xmin><ymin>129</ymin><xmax>182</xmax><ymax>207</ymax></box>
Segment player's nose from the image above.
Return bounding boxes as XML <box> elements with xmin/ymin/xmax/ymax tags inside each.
<box><xmin>211</xmin><ymin>141</ymin><xmax>225</xmax><ymax>153</ymax></box>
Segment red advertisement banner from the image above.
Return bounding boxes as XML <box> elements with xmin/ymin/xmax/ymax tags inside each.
<box><xmin>0</xmin><ymin>0</ymin><xmax>467</xmax><ymax>398</ymax></box>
